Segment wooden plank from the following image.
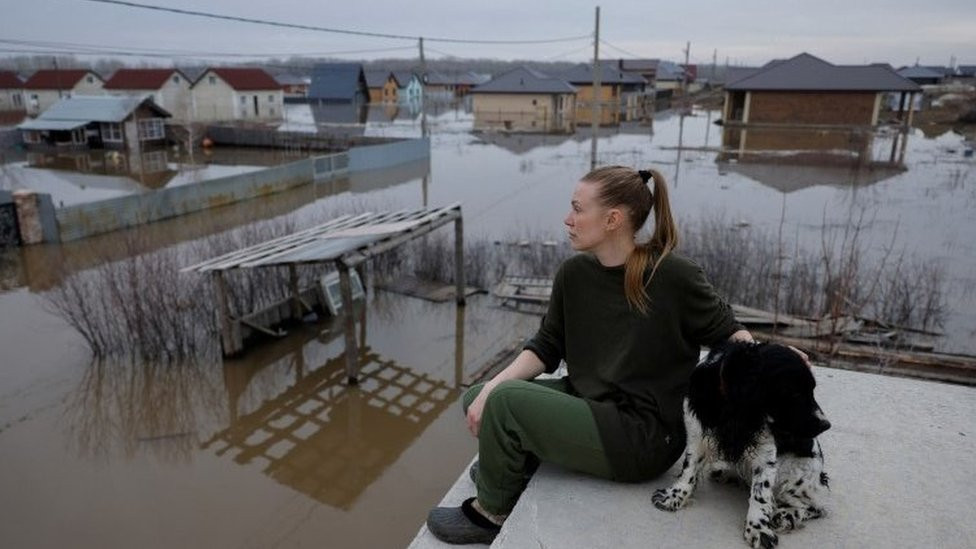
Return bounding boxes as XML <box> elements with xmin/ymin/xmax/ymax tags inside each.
<box><xmin>778</xmin><ymin>316</ymin><xmax>862</xmax><ymax>338</ymax></box>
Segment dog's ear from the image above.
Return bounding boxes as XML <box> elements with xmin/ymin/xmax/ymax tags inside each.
<box><xmin>722</xmin><ymin>343</ymin><xmax>765</xmax><ymax>407</ymax></box>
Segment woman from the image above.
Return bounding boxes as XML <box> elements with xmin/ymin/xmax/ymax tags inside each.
<box><xmin>427</xmin><ymin>166</ymin><xmax>757</xmax><ymax>544</ymax></box>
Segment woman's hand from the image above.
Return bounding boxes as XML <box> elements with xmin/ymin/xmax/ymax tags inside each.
<box><xmin>466</xmin><ymin>381</ymin><xmax>496</xmax><ymax>437</ymax></box>
<box><xmin>788</xmin><ymin>345</ymin><xmax>811</xmax><ymax>367</ymax></box>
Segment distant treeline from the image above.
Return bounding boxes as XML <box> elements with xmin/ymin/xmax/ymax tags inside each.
<box><xmin>0</xmin><ymin>53</ymin><xmax>584</xmax><ymax>80</ymax></box>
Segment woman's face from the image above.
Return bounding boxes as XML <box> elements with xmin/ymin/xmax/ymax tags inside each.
<box><xmin>564</xmin><ymin>180</ymin><xmax>610</xmax><ymax>251</ymax></box>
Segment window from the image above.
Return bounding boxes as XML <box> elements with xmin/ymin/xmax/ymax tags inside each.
<box><xmin>270</xmin><ymin>107</ymin><xmax>276</xmax><ymax>116</ymax></box>
<box><xmin>86</xmin><ymin>75</ymin><xmax>94</xmax><ymax>84</ymax></box>
<box><xmin>173</xmin><ymin>75</ymin><xmax>180</xmax><ymax>83</ymax></box>
<box><xmin>101</xmin><ymin>122</ymin><xmax>123</xmax><ymax>142</ymax></box>
<box><xmin>532</xmin><ymin>99</ymin><xmax>537</xmax><ymax>105</ymax></box>
<box><xmin>23</xmin><ymin>130</ymin><xmax>41</xmax><ymax>144</ymax></box>
<box><xmin>13</xmin><ymin>93</ymin><xmax>21</xmax><ymax>107</ymax></box>
<box><xmin>240</xmin><ymin>96</ymin><xmax>247</xmax><ymax>105</ymax></box>
<box><xmin>137</xmin><ymin>118</ymin><xmax>165</xmax><ymax>140</ymax></box>
<box><xmin>209</xmin><ymin>75</ymin><xmax>216</xmax><ymax>85</ymax></box>
<box><xmin>268</xmin><ymin>94</ymin><xmax>274</xmax><ymax>102</ymax></box>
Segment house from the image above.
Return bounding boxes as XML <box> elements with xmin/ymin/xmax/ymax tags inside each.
<box><xmin>191</xmin><ymin>67</ymin><xmax>284</xmax><ymax>122</ymax></box>
<box><xmin>897</xmin><ymin>66</ymin><xmax>945</xmax><ymax>86</ymax></box>
<box><xmin>103</xmin><ymin>68</ymin><xmax>192</xmax><ymax>121</ymax></box>
<box><xmin>22</xmin><ymin>69</ymin><xmax>104</xmax><ymax>116</ymax></box>
<box><xmin>424</xmin><ymin>71</ymin><xmax>488</xmax><ymax>100</ymax></box>
<box><xmin>723</xmin><ymin>53</ymin><xmax>920</xmax><ymax>129</ymax></box>
<box><xmin>654</xmin><ymin>62</ymin><xmax>688</xmax><ymax>91</ymax></box>
<box><xmin>0</xmin><ymin>71</ymin><xmax>25</xmax><ymax>113</ymax></box>
<box><xmin>364</xmin><ymin>70</ymin><xmax>399</xmax><ymax>103</ymax></box>
<box><xmin>275</xmin><ymin>74</ymin><xmax>310</xmax><ymax>99</ymax></box>
<box><xmin>470</xmin><ymin>67</ymin><xmax>577</xmax><ymax>133</ymax></box>
<box><xmin>617</xmin><ymin>59</ymin><xmax>659</xmax><ymax>88</ymax></box>
<box><xmin>18</xmin><ymin>95</ymin><xmax>171</xmax><ymax>151</ymax></box>
<box><xmin>560</xmin><ymin>63</ymin><xmax>647</xmax><ymax>125</ymax></box>
<box><xmin>392</xmin><ymin>70</ymin><xmax>423</xmax><ymax>104</ymax></box>
<box><xmin>309</xmin><ymin>63</ymin><xmax>368</xmax><ymax>104</ymax></box>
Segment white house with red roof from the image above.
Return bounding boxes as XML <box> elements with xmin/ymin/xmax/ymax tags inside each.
<box><xmin>104</xmin><ymin>68</ymin><xmax>192</xmax><ymax>121</ymax></box>
<box><xmin>22</xmin><ymin>69</ymin><xmax>104</xmax><ymax>116</ymax></box>
<box><xmin>190</xmin><ymin>67</ymin><xmax>284</xmax><ymax>122</ymax></box>
<box><xmin>0</xmin><ymin>71</ymin><xmax>25</xmax><ymax>113</ymax></box>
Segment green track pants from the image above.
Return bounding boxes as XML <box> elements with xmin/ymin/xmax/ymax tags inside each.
<box><xmin>462</xmin><ymin>377</ymin><xmax>614</xmax><ymax>515</ymax></box>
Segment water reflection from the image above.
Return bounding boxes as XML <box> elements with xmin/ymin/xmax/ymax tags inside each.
<box><xmin>27</xmin><ymin>149</ymin><xmax>177</xmax><ymax>188</ymax></box>
<box><xmin>718</xmin><ymin>125</ymin><xmax>909</xmax><ymax>167</ymax></box>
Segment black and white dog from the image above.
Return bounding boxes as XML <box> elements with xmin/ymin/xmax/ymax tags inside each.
<box><xmin>652</xmin><ymin>342</ymin><xmax>831</xmax><ymax>549</ymax></box>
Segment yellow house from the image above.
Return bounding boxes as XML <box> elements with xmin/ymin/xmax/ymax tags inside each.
<box><xmin>365</xmin><ymin>70</ymin><xmax>398</xmax><ymax>103</ymax></box>
<box><xmin>561</xmin><ymin>63</ymin><xmax>647</xmax><ymax>126</ymax></box>
<box><xmin>470</xmin><ymin>67</ymin><xmax>577</xmax><ymax>133</ymax></box>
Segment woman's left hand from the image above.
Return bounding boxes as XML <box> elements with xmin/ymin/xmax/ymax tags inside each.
<box><xmin>787</xmin><ymin>345</ymin><xmax>811</xmax><ymax>367</ymax></box>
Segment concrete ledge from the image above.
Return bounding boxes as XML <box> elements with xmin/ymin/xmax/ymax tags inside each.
<box><xmin>412</xmin><ymin>366</ymin><xmax>976</xmax><ymax>549</ymax></box>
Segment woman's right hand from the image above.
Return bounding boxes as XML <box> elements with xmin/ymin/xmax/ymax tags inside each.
<box><xmin>465</xmin><ymin>381</ymin><xmax>496</xmax><ymax>437</ymax></box>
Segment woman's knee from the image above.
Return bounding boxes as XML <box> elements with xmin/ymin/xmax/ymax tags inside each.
<box><xmin>483</xmin><ymin>379</ymin><xmax>535</xmax><ymax>412</ymax></box>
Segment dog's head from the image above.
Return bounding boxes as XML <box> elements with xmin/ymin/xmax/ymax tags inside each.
<box><xmin>722</xmin><ymin>342</ymin><xmax>831</xmax><ymax>440</ymax></box>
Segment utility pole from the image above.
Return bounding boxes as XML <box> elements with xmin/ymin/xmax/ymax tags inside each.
<box><xmin>419</xmin><ymin>37</ymin><xmax>428</xmax><ymax>138</ymax></box>
<box><xmin>712</xmin><ymin>48</ymin><xmax>717</xmax><ymax>82</ymax></box>
<box><xmin>682</xmin><ymin>41</ymin><xmax>691</xmax><ymax>97</ymax></box>
<box><xmin>590</xmin><ymin>6</ymin><xmax>601</xmax><ymax>170</ymax></box>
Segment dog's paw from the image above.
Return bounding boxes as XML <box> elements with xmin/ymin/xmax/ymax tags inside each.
<box><xmin>652</xmin><ymin>486</ymin><xmax>690</xmax><ymax>512</ymax></box>
<box><xmin>770</xmin><ymin>509</ymin><xmax>798</xmax><ymax>532</ymax></box>
<box><xmin>744</xmin><ymin>520</ymin><xmax>778</xmax><ymax>548</ymax></box>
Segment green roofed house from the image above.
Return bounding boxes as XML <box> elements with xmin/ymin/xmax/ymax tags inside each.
<box><xmin>18</xmin><ymin>95</ymin><xmax>171</xmax><ymax>151</ymax></box>
<box><xmin>470</xmin><ymin>67</ymin><xmax>577</xmax><ymax>134</ymax></box>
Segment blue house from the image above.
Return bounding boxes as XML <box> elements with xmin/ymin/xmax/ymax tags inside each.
<box><xmin>392</xmin><ymin>71</ymin><xmax>424</xmax><ymax>104</ymax></box>
<box><xmin>309</xmin><ymin>63</ymin><xmax>368</xmax><ymax>104</ymax></box>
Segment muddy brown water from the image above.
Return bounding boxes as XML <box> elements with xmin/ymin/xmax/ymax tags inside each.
<box><xmin>1</xmin><ymin>105</ymin><xmax>974</xmax><ymax>547</ymax></box>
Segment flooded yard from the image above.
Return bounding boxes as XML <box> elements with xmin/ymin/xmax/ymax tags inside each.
<box><xmin>0</xmin><ymin>102</ymin><xmax>974</xmax><ymax>547</ymax></box>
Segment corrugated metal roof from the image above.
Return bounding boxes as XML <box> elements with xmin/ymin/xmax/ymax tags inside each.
<box><xmin>309</xmin><ymin>63</ymin><xmax>367</xmax><ymax>102</ymax></box>
<box><xmin>23</xmin><ymin>69</ymin><xmax>100</xmax><ymax>89</ymax></box>
<box><xmin>472</xmin><ymin>67</ymin><xmax>576</xmax><ymax>95</ymax></box>
<box><xmin>17</xmin><ymin>119</ymin><xmax>87</xmax><ymax>131</ymax></box>
<box><xmin>560</xmin><ymin>63</ymin><xmax>647</xmax><ymax>85</ymax></box>
<box><xmin>181</xmin><ymin>204</ymin><xmax>461</xmax><ymax>272</ymax></box>
<box><xmin>726</xmin><ymin>53</ymin><xmax>920</xmax><ymax>92</ymax></box>
<box><xmin>17</xmin><ymin>95</ymin><xmax>171</xmax><ymax>129</ymax></box>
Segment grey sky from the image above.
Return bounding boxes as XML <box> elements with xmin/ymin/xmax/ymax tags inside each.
<box><xmin>2</xmin><ymin>0</ymin><xmax>974</xmax><ymax>67</ymax></box>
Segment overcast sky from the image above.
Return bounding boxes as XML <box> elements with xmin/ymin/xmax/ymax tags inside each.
<box><xmin>2</xmin><ymin>0</ymin><xmax>974</xmax><ymax>67</ymax></box>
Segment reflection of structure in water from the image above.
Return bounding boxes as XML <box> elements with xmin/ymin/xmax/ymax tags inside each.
<box><xmin>310</xmin><ymin>102</ymin><xmax>368</xmax><ymax>138</ymax></box>
<box><xmin>718</xmin><ymin>160</ymin><xmax>905</xmax><ymax>194</ymax></box>
<box><xmin>205</xmin><ymin>347</ymin><xmax>459</xmax><ymax>510</ymax></box>
<box><xmin>26</xmin><ymin>149</ymin><xmax>177</xmax><ymax>188</ymax></box>
<box><xmin>718</xmin><ymin>125</ymin><xmax>910</xmax><ymax>168</ymax></box>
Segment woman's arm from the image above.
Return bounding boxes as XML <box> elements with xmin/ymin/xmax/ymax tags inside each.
<box><xmin>466</xmin><ymin>350</ymin><xmax>546</xmax><ymax>436</ymax></box>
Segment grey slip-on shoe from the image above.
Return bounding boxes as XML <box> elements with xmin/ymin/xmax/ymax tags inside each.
<box><xmin>426</xmin><ymin>497</ymin><xmax>501</xmax><ymax>545</ymax></box>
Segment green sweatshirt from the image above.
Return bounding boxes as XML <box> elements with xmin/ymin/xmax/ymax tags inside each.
<box><xmin>524</xmin><ymin>252</ymin><xmax>743</xmax><ymax>482</ymax></box>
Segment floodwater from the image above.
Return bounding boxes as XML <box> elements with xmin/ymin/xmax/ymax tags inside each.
<box><xmin>1</xmin><ymin>102</ymin><xmax>974</xmax><ymax>548</ymax></box>
<box><xmin>0</xmin><ymin>147</ymin><xmax>306</xmax><ymax>207</ymax></box>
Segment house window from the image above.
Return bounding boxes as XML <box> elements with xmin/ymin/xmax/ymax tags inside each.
<box><xmin>72</xmin><ymin>129</ymin><xmax>85</xmax><ymax>143</ymax></box>
<box><xmin>209</xmin><ymin>75</ymin><xmax>216</xmax><ymax>85</ymax></box>
<box><xmin>101</xmin><ymin>122</ymin><xmax>123</xmax><ymax>142</ymax></box>
<box><xmin>137</xmin><ymin>118</ymin><xmax>165</xmax><ymax>140</ymax></box>
<box><xmin>86</xmin><ymin>75</ymin><xmax>94</xmax><ymax>84</ymax></box>
<box><xmin>240</xmin><ymin>96</ymin><xmax>247</xmax><ymax>105</ymax></box>
<box><xmin>173</xmin><ymin>75</ymin><xmax>180</xmax><ymax>83</ymax></box>
<box><xmin>13</xmin><ymin>93</ymin><xmax>21</xmax><ymax>107</ymax></box>
<box><xmin>23</xmin><ymin>130</ymin><xmax>41</xmax><ymax>144</ymax></box>
<box><xmin>270</xmin><ymin>107</ymin><xmax>275</xmax><ymax>116</ymax></box>
<box><xmin>268</xmin><ymin>94</ymin><xmax>274</xmax><ymax>102</ymax></box>
<box><xmin>532</xmin><ymin>99</ymin><xmax>537</xmax><ymax>105</ymax></box>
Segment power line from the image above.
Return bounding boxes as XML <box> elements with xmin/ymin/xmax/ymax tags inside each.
<box><xmin>0</xmin><ymin>39</ymin><xmax>418</xmax><ymax>60</ymax></box>
<box><xmin>598</xmin><ymin>39</ymin><xmax>643</xmax><ymax>60</ymax></box>
<box><xmin>81</xmin><ymin>0</ymin><xmax>592</xmax><ymax>45</ymax></box>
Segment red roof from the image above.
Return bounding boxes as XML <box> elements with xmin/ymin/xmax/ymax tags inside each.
<box><xmin>23</xmin><ymin>69</ymin><xmax>99</xmax><ymax>90</ymax></box>
<box><xmin>104</xmin><ymin>68</ymin><xmax>185</xmax><ymax>90</ymax></box>
<box><xmin>204</xmin><ymin>68</ymin><xmax>282</xmax><ymax>91</ymax></box>
<box><xmin>0</xmin><ymin>71</ymin><xmax>23</xmax><ymax>89</ymax></box>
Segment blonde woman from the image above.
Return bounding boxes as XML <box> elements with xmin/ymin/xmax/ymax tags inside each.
<box><xmin>427</xmin><ymin>166</ymin><xmax>758</xmax><ymax>544</ymax></box>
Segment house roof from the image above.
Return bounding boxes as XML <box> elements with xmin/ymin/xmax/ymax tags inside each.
<box><xmin>723</xmin><ymin>66</ymin><xmax>762</xmax><ymax>86</ymax></box>
<box><xmin>364</xmin><ymin>70</ymin><xmax>392</xmax><ymax>88</ymax></box>
<box><xmin>392</xmin><ymin>71</ymin><xmax>418</xmax><ymax>87</ymax></box>
<box><xmin>425</xmin><ymin>71</ymin><xmax>487</xmax><ymax>86</ymax></box>
<box><xmin>104</xmin><ymin>68</ymin><xmax>187</xmax><ymax>90</ymax></box>
<box><xmin>18</xmin><ymin>95</ymin><xmax>171</xmax><ymax>130</ymax></box>
<box><xmin>23</xmin><ymin>69</ymin><xmax>100</xmax><ymax>90</ymax></box>
<box><xmin>472</xmin><ymin>67</ymin><xmax>576</xmax><ymax>95</ymax></box>
<box><xmin>655</xmin><ymin>61</ymin><xmax>686</xmax><ymax>81</ymax></box>
<box><xmin>897</xmin><ymin>66</ymin><xmax>945</xmax><ymax>80</ymax></box>
<box><xmin>0</xmin><ymin>71</ymin><xmax>23</xmax><ymax>89</ymax></box>
<box><xmin>561</xmin><ymin>63</ymin><xmax>647</xmax><ymax>85</ymax></box>
<box><xmin>619</xmin><ymin>59</ymin><xmax>660</xmax><ymax>72</ymax></box>
<box><xmin>726</xmin><ymin>53</ymin><xmax>920</xmax><ymax>92</ymax></box>
<box><xmin>956</xmin><ymin>65</ymin><xmax>976</xmax><ymax>76</ymax></box>
<box><xmin>275</xmin><ymin>74</ymin><xmax>309</xmax><ymax>86</ymax></box>
<box><xmin>309</xmin><ymin>63</ymin><xmax>367</xmax><ymax>101</ymax></box>
<box><xmin>200</xmin><ymin>68</ymin><xmax>282</xmax><ymax>91</ymax></box>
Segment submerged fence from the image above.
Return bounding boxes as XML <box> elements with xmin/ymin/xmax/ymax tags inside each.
<box><xmin>29</xmin><ymin>137</ymin><xmax>429</xmax><ymax>242</ymax></box>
